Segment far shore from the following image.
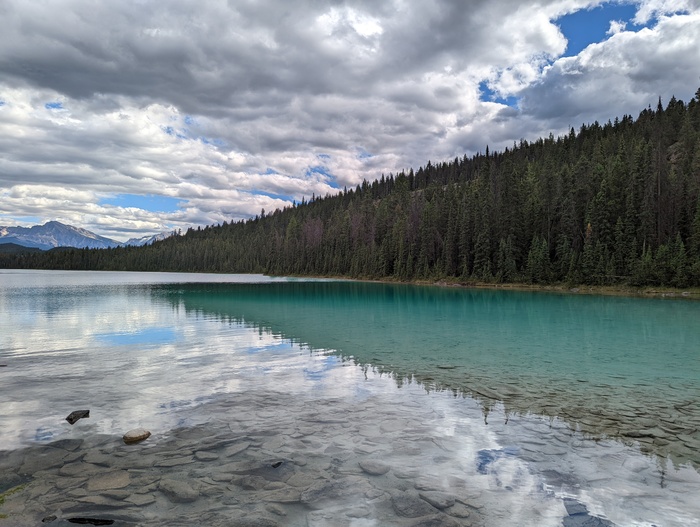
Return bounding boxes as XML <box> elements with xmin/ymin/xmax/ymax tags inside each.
<box><xmin>287</xmin><ymin>273</ymin><xmax>700</xmax><ymax>300</ymax></box>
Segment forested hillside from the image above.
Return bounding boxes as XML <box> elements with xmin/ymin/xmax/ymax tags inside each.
<box><xmin>4</xmin><ymin>91</ymin><xmax>700</xmax><ymax>287</ymax></box>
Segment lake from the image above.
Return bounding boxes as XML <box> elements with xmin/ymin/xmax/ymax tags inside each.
<box><xmin>1</xmin><ymin>270</ymin><xmax>699</xmax><ymax>526</ymax></box>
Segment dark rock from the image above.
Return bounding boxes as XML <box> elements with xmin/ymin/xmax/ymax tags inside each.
<box><xmin>392</xmin><ymin>492</ymin><xmax>439</xmax><ymax>518</ymax></box>
<box><xmin>66</xmin><ymin>410</ymin><xmax>90</xmax><ymax>425</ymax></box>
<box><xmin>409</xmin><ymin>515</ymin><xmax>464</xmax><ymax>527</ymax></box>
<box><xmin>563</xmin><ymin>515</ymin><xmax>615</xmax><ymax>527</ymax></box>
<box><xmin>66</xmin><ymin>519</ymin><xmax>115</xmax><ymax>526</ymax></box>
<box><xmin>563</xmin><ymin>498</ymin><xmax>589</xmax><ymax>516</ymax></box>
<box><xmin>42</xmin><ymin>515</ymin><xmax>57</xmax><ymax>523</ymax></box>
<box><xmin>562</xmin><ymin>498</ymin><xmax>615</xmax><ymax>527</ymax></box>
<box><xmin>230</xmin><ymin>517</ymin><xmax>280</xmax><ymax>527</ymax></box>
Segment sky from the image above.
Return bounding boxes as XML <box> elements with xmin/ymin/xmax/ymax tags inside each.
<box><xmin>1</xmin><ymin>0</ymin><xmax>699</xmax><ymax>242</ymax></box>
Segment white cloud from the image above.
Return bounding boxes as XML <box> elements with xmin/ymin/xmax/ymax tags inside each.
<box><xmin>607</xmin><ymin>19</ymin><xmax>627</xmax><ymax>35</ymax></box>
<box><xmin>633</xmin><ymin>0</ymin><xmax>699</xmax><ymax>24</ymax></box>
<box><xmin>0</xmin><ymin>0</ymin><xmax>698</xmax><ymax>240</ymax></box>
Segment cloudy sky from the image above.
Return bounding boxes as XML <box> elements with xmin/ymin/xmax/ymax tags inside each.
<box><xmin>1</xmin><ymin>0</ymin><xmax>699</xmax><ymax>241</ymax></box>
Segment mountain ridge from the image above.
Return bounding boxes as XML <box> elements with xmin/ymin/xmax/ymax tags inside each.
<box><xmin>0</xmin><ymin>221</ymin><xmax>174</xmax><ymax>250</ymax></box>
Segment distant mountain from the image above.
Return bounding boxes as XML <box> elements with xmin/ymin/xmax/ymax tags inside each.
<box><xmin>124</xmin><ymin>230</ymin><xmax>177</xmax><ymax>247</ymax></box>
<box><xmin>0</xmin><ymin>221</ymin><xmax>178</xmax><ymax>250</ymax></box>
<box><xmin>0</xmin><ymin>221</ymin><xmax>120</xmax><ymax>250</ymax></box>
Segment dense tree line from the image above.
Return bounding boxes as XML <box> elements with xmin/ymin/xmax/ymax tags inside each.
<box><xmin>4</xmin><ymin>90</ymin><xmax>700</xmax><ymax>287</ymax></box>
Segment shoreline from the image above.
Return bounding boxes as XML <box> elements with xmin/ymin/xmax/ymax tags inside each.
<box><xmin>285</xmin><ymin>273</ymin><xmax>700</xmax><ymax>300</ymax></box>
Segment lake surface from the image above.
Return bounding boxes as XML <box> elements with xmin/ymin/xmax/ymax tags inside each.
<box><xmin>1</xmin><ymin>270</ymin><xmax>699</xmax><ymax>526</ymax></box>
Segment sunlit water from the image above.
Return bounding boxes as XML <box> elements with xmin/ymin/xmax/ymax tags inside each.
<box><xmin>1</xmin><ymin>270</ymin><xmax>699</xmax><ymax>526</ymax></box>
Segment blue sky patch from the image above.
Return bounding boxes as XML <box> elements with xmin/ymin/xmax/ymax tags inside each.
<box><xmin>306</xmin><ymin>166</ymin><xmax>340</xmax><ymax>189</ymax></box>
<box><xmin>479</xmin><ymin>82</ymin><xmax>519</xmax><ymax>107</ymax></box>
<box><xmin>200</xmin><ymin>136</ymin><xmax>226</xmax><ymax>146</ymax></box>
<box><xmin>306</xmin><ymin>165</ymin><xmax>330</xmax><ymax>177</ymax></box>
<box><xmin>162</xmin><ymin>125</ymin><xmax>188</xmax><ymax>140</ymax></box>
<box><xmin>357</xmin><ymin>149</ymin><xmax>373</xmax><ymax>159</ymax></box>
<box><xmin>556</xmin><ymin>2</ymin><xmax>641</xmax><ymax>57</ymax></box>
<box><xmin>45</xmin><ymin>101</ymin><xmax>64</xmax><ymax>110</ymax></box>
<box><xmin>0</xmin><ymin>100</ymin><xmax>5</xmax><ymax>107</ymax></box>
<box><xmin>101</xmin><ymin>193</ymin><xmax>182</xmax><ymax>213</ymax></box>
<box><xmin>3</xmin><ymin>215</ymin><xmax>42</xmax><ymax>225</ymax></box>
<box><xmin>97</xmin><ymin>327</ymin><xmax>177</xmax><ymax>346</ymax></box>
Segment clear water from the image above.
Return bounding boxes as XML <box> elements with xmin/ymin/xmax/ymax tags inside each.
<box><xmin>1</xmin><ymin>270</ymin><xmax>699</xmax><ymax>526</ymax></box>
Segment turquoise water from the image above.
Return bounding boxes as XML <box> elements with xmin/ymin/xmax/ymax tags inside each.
<box><xmin>1</xmin><ymin>270</ymin><xmax>699</xmax><ymax>526</ymax></box>
<box><xmin>159</xmin><ymin>280</ymin><xmax>700</xmax><ymax>466</ymax></box>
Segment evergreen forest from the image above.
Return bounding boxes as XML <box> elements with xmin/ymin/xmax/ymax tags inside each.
<box><xmin>4</xmin><ymin>90</ymin><xmax>700</xmax><ymax>288</ymax></box>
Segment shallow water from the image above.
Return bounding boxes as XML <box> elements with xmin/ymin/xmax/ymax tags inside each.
<box><xmin>1</xmin><ymin>270</ymin><xmax>699</xmax><ymax>526</ymax></box>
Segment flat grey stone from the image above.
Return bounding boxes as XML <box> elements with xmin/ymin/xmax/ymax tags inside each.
<box><xmin>82</xmin><ymin>451</ymin><xmax>113</xmax><ymax>466</ymax></box>
<box><xmin>301</xmin><ymin>477</ymin><xmax>373</xmax><ymax>510</ymax></box>
<box><xmin>380</xmin><ymin>420</ymin><xmax>408</xmax><ymax>433</ymax></box>
<box><xmin>86</xmin><ymin>470</ymin><xmax>130</xmax><ymax>491</ymax></box>
<box><xmin>77</xmin><ymin>495</ymin><xmax>126</xmax><ymax>507</ymax></box>
<box><xmin>392</xmin><ymin>492</ymin><xmax>438</xmax><ymax>518</ymax></box>
<box><xmin>261</xmin><ymin>487</ymin><xmax>302</xmax><ymax>503</ymax></box>
<box><xmin>54</xmin><ymin>476</ymin><xmax>87</xmax><ymax>490</ymax></box>
<box><xmin>265</xmin><ymin>503</ymin><xmax>287</xmax><ymax>516</ymax></box>
<box><xmin>19</xmin><ymin>448</ymin><xmax>69</xmax><ymax>475</ymax></box>
<box><xmin>445</xmin><ymin>502</ymin><xmax>472</xmax><ymax>518</ymax></box>
<box><xmin>48</xmin><ymin>438</ymin><xmax>84</xmax><ymax>452</ymax></box>
<box><xmin>155</xmin><ymin>455</ymin><xmax>194</xmax><ymax>467</ymax></box>
<box><xmin>229</xmin><ymin>517</ymin><xmax>280</xmax><ymax>527</ymax></box>
<box><xmin>419</xmin><ymin>491</ymin><xmax>456</xmax><ymax>509</ymax></box>
<box><xmin>102</xmin><ymin>489</ymin><xmax>130</xmax><ymax>500</ymax></box>
<box><xmin>235</xmin><ymin>475</ymin><xmax>268</xmax><ymax>490</ymax></box>
<box><xmin>194</xmin><ymin>451</ymin><xmax>219</xmax><ymax>461</ymax></box>
<box><xmin>59</xmin><ymin>462</ymin><xmax>102</xmax><ymax>477</ymax></box>
<box><xmin>67</xmin><ymin>488</ymin><xmax>89</xmax><ymax>498</ymax></box>
<box><xmin>126</xmin><ymin>493</ymin><xmax>156</xmax><ymax>506</ymax></box>
<box><xmin>224</xmin><ymin>442</ymin><xmax>251</xmax><ymax>457</ymax></box>
<box><xmin>358</xmin><ymin>459</ymin><xmax>390</xmax><ymax>475</ymax></box>
<box><xmin>346</xmin><ymin>506</ymin><xmax>371</xmax><ymax>518</ymax></box>
<box><xmin>159</xmin><ymin>478</ymin><xmax>199</xmax><ymax>503</ymax></box>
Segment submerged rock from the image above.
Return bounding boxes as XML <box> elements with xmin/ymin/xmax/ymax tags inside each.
<box><xmin>562</xmin><ymin>498</ymin><xmax>614</xmax><ymax>527</ymax></box>
<box><xmin>359</xmin><ymin>459</ymin><xmax>390</xmax><ymax>475</ymax></box>
<box><xmin>86</xmin><ymin>471</ymin><xmax>130</xmax><ymax>492</ymax></box>
<box><xmin>392</xmin><ymin>492</ymin><xmax>439</xmax><ymax>517</ymax></box>
<box><xmin>65</xmin><ymin>410</ymin><xmax>90</xmax><ymax>425</ymax></box>
<box><xmin>66</xmin><ymin>519</ymin><xmax>115</xmax><ymax>525</ymax></box>
<box><xmin>159</xmin><ymin>478</ymin><xmax>199</xmax><ymax>503</ymax></box>
<box><xmin>122</xmin><ymin>428</ymin><xmax>151</xmax><ymax>444</ymax></box>
<box><xmin>419</xmin><ymin>491</ymin><xmax>456</xmax><ymax>509</ymax></box>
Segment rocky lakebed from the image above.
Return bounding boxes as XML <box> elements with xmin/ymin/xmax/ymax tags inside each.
<box><xmin>0</xmin><ymin>384</ymin><xmax>624</xmax><ymax>527</ymax></box>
